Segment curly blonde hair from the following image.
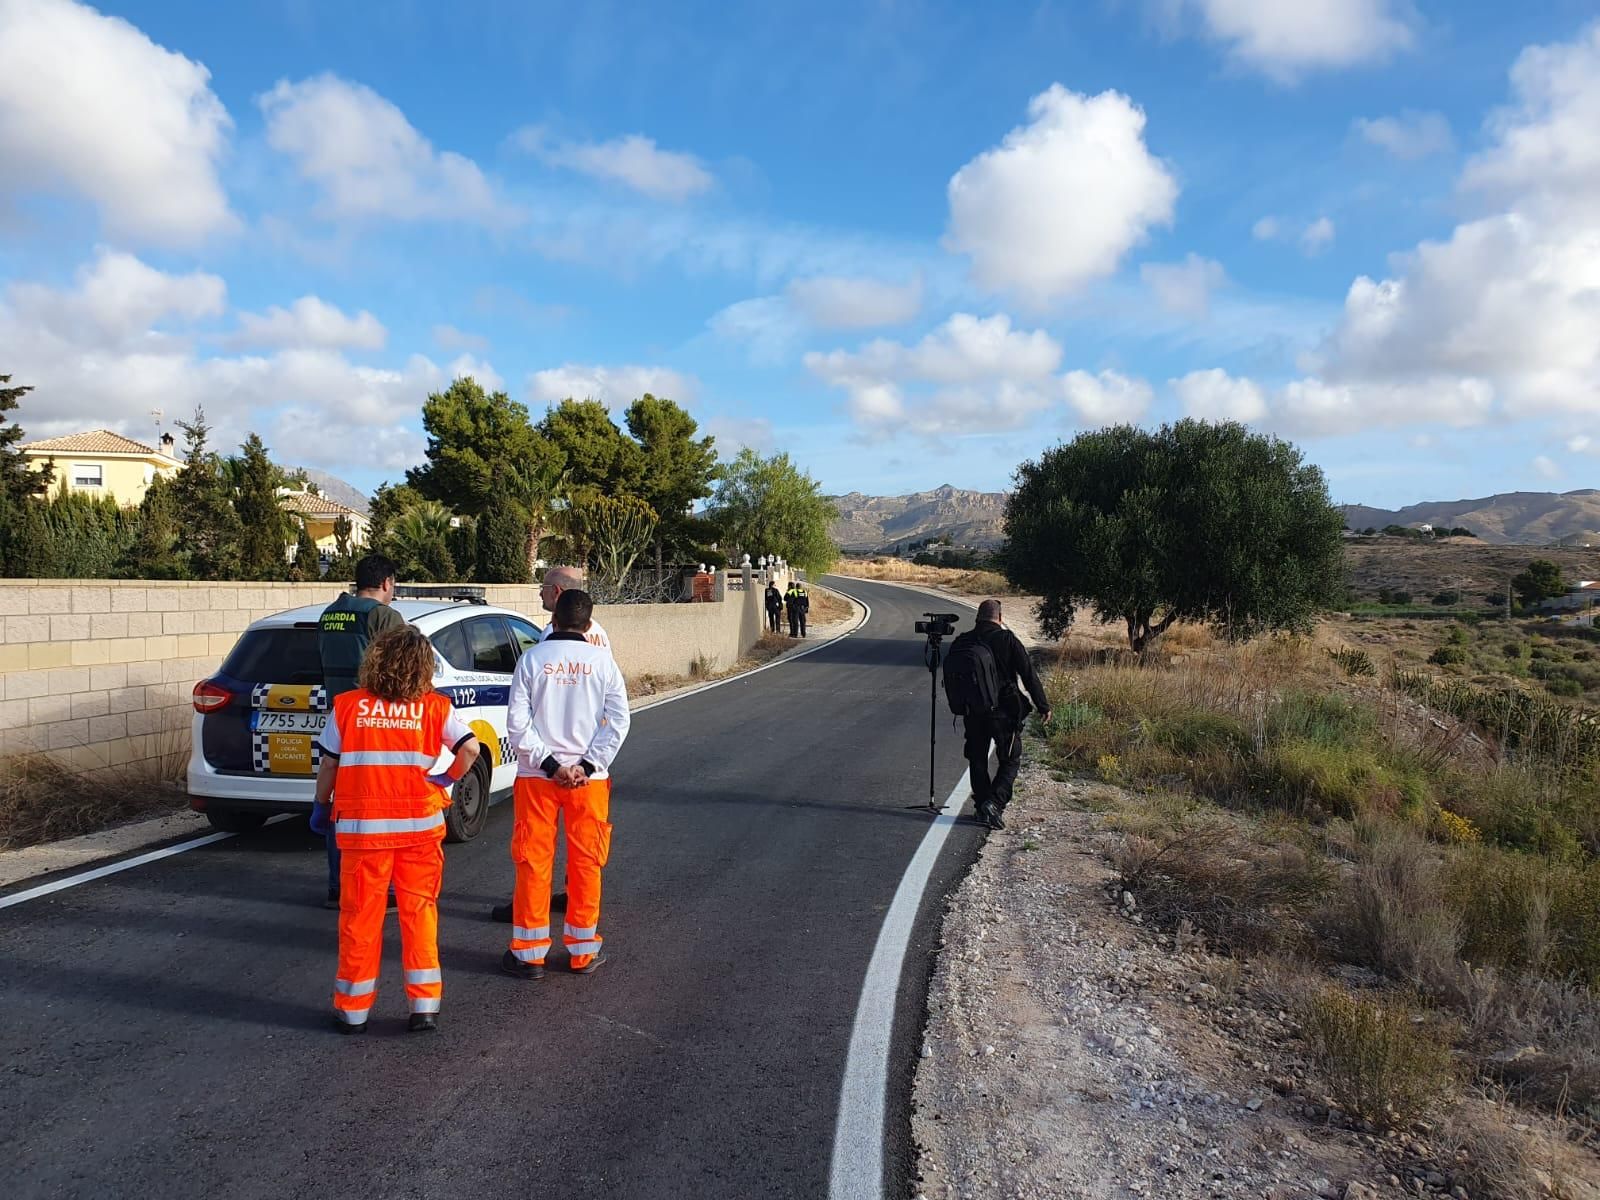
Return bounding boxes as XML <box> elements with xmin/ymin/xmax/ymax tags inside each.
<box><xmin>358</xmin><ymin>626</ymin><xmax>435</xmax><ymax>701</ymax></box>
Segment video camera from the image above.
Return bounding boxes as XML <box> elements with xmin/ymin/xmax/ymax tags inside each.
<box><xmin>915</xmin><ymin>612</ymin><xmax>960</xmax><ymax>640</ymax></box>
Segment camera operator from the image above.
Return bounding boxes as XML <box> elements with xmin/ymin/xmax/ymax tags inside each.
<box><xmin>949</xmin><ymin>599</ymin><xmax>1050</xmax><ymax>829</ymax></box>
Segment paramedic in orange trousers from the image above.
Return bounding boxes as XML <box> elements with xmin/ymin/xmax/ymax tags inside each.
<box><xmin>502</xmin><ymin>589</ymin><xmax>631</xmax><ymax>977</ymax></box>
<box><xmin>314</xmin><ymin>627</ymin><xmax>480</xmax><ymax>1033</ymax></box>
<box><xmin>490</xmin><ymin>565</ymin><xmax>611</xmax><ymax>924</ymax></box>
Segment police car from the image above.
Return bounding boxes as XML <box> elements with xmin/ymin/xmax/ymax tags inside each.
<box><xmin>185</xmin><ymin>587</ymin><xmax>541</xmax><ymax>842</ymax></box>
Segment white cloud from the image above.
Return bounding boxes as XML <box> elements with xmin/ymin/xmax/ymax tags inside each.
<box><xmin>1062</xmin><ymin>370</ymin><xmax>1153</xmax><ymax>424</ymax></box>
<box><xmin>1171</xmin><ymin>368</ymin><xmax>1268</xmax><ymax>422</ymax></box>
<box><xmin>230</xmin><ymin>296</ymin><xmax>386</xmax><ymax>351</ymax></box>
<box><xmin>805</xmin><ymin>312</ymin><xmax>1065</xmax><ymax>436</ymax></box>
<box><xmin>1460</xmin><ymin>22</ymin><xmax>1600</xmax><ymax>224</ymax></box>
<box><xmin>1353</xmin><ymin>110</ymin><xmax>1454</xmax><ymax>159</ymax></box>
<box><xmin>1300</xmin><ymin>216</ymin><xmax>1336</xmax><ymax>255</ymax></box>
<box><xmin>785</xmin><ymin>275</ymin><xmax>923</xmax><ymax>329</ymax></box>
<box><xmin>703</xmin><ymin>415</ymin><xmax>774</xmax><ymax>455</ymax></box>
<box><xmin>0</xmin><ymin>0</ymin><xmax>234</xmax><ymax>244</ymax></box>
<box><xmin>1567</xmin><ymin>435</ymin><xmax>1593</xmax><ymax>454</ymax></box>
<box><xmin>707</xmin><ymin>296</ymin><xmax>805</xmax><ymax>366</ymax></box>
<box><xmin>446</xmin><ymin>355</ymin><xmax>505</xmax><ymax>393</ymax></box>
<box><xmin>432</xmin><ymin>324</ymin><xmax>489</xmax><ymax>353</ymax></box>
<box><xmin>1275</xmin><ymin>376</ymin><xmax>1494</xmax><ymax>435</ymax></box>
<box><xmin>260</xmin><ymin>74</ymin><xmax>513</xmax><ymax>224</ymax></box>
<box><xmin>0</xmin><ymin>251</ymin><xmax>437</xmax><ymax>473</ymax></box>
<box><xmin>1163</xmin><ymin>0</ymin><xmax>1416</xmax><ymax>83</ymax></box>
<box><xmin>512</xmin><ymin>126</ymin><xmax>713</xmax><ymax>201</ymax></box>
<box><xmin>1140</xmin><ymin>254</ymin><xmax>1227</xmax><ymax>318</ymax></box>
<box><xmin>1532</xmin><ymin>454</ymin><xmax>1562</xmax><ymax>480</ymax></box>
<box><xmin>945</xmin><ymin>85</ymin><xmax>1178</xmax><ymax>306</ymax></box>
<box><xmin>527</xmin><ymin>363</ymin><xmax>698</xmax><ymax>409</ymax></box>
<box><xmin>1251</xmin><ymin>216</ymin><xmax>1281</xmax><ymax>241</ymax></box>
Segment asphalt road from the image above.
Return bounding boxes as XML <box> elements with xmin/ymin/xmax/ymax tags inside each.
<box><xmin>1</xmin><ymin>577</ymin><xmax>985</xmax><ymax>1200</ymax></box>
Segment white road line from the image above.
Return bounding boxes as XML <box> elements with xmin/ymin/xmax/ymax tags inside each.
<box><xmin>829</xmin><ymin>769</ymin><xmax>970</xmax><ymax>1200</ymax></box>
<box><xmin>0</xmin><ymin>590</ymin><xmax>875</xmax><ymax>908</ymax></box>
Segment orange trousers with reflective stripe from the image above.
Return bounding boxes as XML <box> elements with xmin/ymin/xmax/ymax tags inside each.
<box><xmin>333</xmin><ymin>837</ymin><xmax>444</xmax><ymax>1024</ymax></box>
<box><xmin>510</xmin><ymin>776</ymin><xmax>612</xmax><ymax>969</ymax></box>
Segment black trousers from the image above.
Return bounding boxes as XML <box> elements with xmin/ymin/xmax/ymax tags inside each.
<box><xmin>767</xmin><ymin>608</ymin><xmax>782</xmax><ymax>633</ymax></box>
<box><xmin>787</xmin><ymin>610</ymin><xmax>803</xmax><ymax>636</ymax></box>
<box><xmin>964</xmin><ymin>715</ymin><xmax>1021</xmax><ymax>813</ymax></box>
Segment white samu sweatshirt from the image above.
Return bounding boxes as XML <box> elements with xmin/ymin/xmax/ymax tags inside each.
<box><xmin>506</xmin><ymin>631</ymin><xmax>631</xmax><ymax>780</ymax></box>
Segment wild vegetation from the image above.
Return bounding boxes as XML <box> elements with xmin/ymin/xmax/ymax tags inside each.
<box><xmin>1039</xmin><ymin>621</ymin><xmax>1600</xmax><ymax>1184</ymax></box>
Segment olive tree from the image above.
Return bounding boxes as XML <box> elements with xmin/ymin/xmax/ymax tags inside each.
<box><xmin>1003</xmin><ymin>420</ymin><xmax>1346</xmax><ymax>650</ymax></box>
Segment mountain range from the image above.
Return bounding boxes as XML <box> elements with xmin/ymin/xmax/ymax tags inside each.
<box><xmin>1341</xmin><ymin>490</ymin><xmax>1600</xmax><ymax>546</ymax></box>
<box><xmin>827</xmin><ymin>485</ymin><xmax>1008</xmax><ymax>553</ymax></box>
<box><xmin>297</xmin><ymin>468</ymin><xmax>372</xmax><ymax>516</ymax></box>
<box><xmin>825</xmin><ymin>486</ymin><xmax>1600</xmax><ymax>553</ymax></box>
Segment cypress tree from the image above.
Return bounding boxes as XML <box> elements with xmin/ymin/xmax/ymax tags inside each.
<box><xmin>170</xmin><ymin>408</ymin><xmax>243</xmax><ymax>579</ymax></box>
<box><xmin>233</xmin><ymin>433</ymin><xmax>291</xmax><ymax>579</ymax></box>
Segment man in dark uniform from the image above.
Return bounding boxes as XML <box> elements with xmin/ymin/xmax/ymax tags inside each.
<box><xmin>951</xmin><ymin>599</ymin><xmax>1051</xmax><ymax>830</ymax></box>
<box><xmin>764</xmin><ymin>581</ymin><xmax>784</xmax><ymax>633</ymax></box>
<box><xmin>316</xmin><ymin>553</ymin><xmax>404</xmax><ymax>907</ymax></box>
<box><xmin>784</xmin><ymin>580</ymin><xmax>810</xmax><ymax>637</ymax></box>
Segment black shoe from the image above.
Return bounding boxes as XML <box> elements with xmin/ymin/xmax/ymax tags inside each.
<box><xmin>552</xmin><ymin>891</ymin><xmax>567</xmax><ymax>912</ymax></box>
<box><xmin>501</xmin><ymin>949</ymin><xmax>546</xmax><ymax>981</ymax></box>
<box><xmin>972</xmin><ymin>801</ymin><xmax>995</xmax><ymax>826</ymax></box>
<box><xmin>987</xmin><ymin>807</ymin><xmax>1007</xmax><ymax>830</ymax></box>
<box><xmin>571</xmin><ymin>948</ymin><xmax>610</xmax><ymax>975</ymax></box>
<box><xmin>408</xmin><ymin>1013</ymin><xmax>438</xmax><ymax>1033</ymax></box>
<box><xmin>332</xmin><ymin>1015</ymin><xmax>367</xmax><ymax>1035</ymax></box>
<box><xmin>324</xmin><ymin>889</ymin><xmax>340</xmax><ymax>910</ymax></box>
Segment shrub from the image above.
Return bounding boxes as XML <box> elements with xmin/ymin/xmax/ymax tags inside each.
<box><xmin>1433</xmin><ymin>590</ymin><xmax>1462</xmax><ymax>606</ymax></box>
<box><xmin>1331</xmin><ymin>822</ymin><xmax>1461</xmax><ymax>991</ymax></box>
<box><xmin>1429</xmin><ymin>645</ymin><xmax>1468</xmax><ymax>666</ymax></box>
<box><xmin>1267</xmin><ymin>691</ymin><xmax>1375</xmax><ymax>748</ymax></box>
<box><xmin>1299</xmin><ymin>984</ymin><xmax>1456</xmax><ymax>1127</ymax></box>
<box><xmin>1326</xmin><ymin>646</ymin><xmax>1375</xmax><ymax>678</ymax></box>
<box><xmin>1262</xmin><ymin>740</ymin><xmax>1429</xmax><ymax>821</ymax></box>
<box><xmin>1447</xmin><ymin>849</ymin><xmax>1600</xmax><ymax>986</ymax></box>
<box><xmin>1146</xmin><ymin>709</ymin><xmax>1252</xmax><ymax>758</ymax></box>
<box><xmin>1545</xmin><ymin>676</ymin><xmax>1584</xmax><ymax>698</ymax></box>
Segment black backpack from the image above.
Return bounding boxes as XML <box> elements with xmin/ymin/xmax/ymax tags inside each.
<box><xmin>943</xmin><ymin>633</ymin><xmax>1002</xmax><ymax>718</ymax></box>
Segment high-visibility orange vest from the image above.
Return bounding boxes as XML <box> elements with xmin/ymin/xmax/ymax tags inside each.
<box><xmin>330</xmin><ymin>689</ymin><xmax>453</xmax><ymax>850</ymax></box>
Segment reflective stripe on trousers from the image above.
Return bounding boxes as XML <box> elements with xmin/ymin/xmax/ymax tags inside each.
<box><xmin>334</xmin><ymin>840</ymin><xmax>444</xmax><ymax>1020</ymax></box>
<box><xmin>511</xmin><ymin>776</ymin><xmax>610</xmax><ymax>970</ymax></box>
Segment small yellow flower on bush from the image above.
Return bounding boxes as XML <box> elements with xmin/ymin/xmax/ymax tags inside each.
<box><xmin>1096</xmin><ymin>753</ymin><xmax>1122</xmax><ymax>783</ymax></box>
<box><xmin>1436</xmin><ymin>808</ymin><xmax>1481</xmax><ymax>845</ymax></box>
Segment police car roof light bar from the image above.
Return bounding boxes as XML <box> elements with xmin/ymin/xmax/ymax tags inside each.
<box><xmin>393</xmin><ymin>584</ymin><xmax>488</xmax><ymax>605</ymax></box>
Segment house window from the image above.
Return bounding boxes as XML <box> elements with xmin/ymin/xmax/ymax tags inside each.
<box><xmin>72</xmin><ymin>463</ymin><xmax>103</xmax><ymax>488</ymax></box>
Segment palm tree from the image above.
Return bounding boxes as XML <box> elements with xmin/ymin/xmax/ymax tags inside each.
<box><xmin>389</xmin><ymin>499</ymin><xmax>457</xmax><ymax>581</ymax></box>
<box><xmin>504</xmin><ymin>460</ymin><xmax>571</xmax><ymax>577</ymax></box>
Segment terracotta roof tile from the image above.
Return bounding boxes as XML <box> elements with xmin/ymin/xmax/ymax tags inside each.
<box><xmin>280</xmin><ymin>490</ymin><xmax>364</xmax><ymax>518</ymax></box>
<box><xmin>20</xmin><ymin>429</ymin><xmax>175</xmax><ymax>457</ymax></box>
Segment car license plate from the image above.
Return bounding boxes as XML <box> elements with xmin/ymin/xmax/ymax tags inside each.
<box><xmin>252</xmin><ymin>710</ymin><xmax>327</xmax><ymax>735</ymax></box>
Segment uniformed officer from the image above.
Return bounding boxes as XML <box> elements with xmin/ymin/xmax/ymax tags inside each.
<box><xmin>316</xmin><ymin>554</ymin><xmax>405</xmax><ymax>909</ymax></box>
<box><xmin>764</xmin><ymin>581</ymin><xmax>784</xmax><ymax>633</ymax></box>
<box><xmin>784</xmin><ymin>580</ymin><xmax>810</xmax><ymax>638</ymax></box>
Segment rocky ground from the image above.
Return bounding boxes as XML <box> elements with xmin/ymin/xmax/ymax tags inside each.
<box><xmin>909</xmin><ymin>761</ymin><xmax>1598</xmax><ymax>1200</ymax></box>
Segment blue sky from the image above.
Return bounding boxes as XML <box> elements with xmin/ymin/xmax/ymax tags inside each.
<box><xmin>3</xmin><ymin>0</ymin><xmax>1599</xmax><ymax>508</ymax></box>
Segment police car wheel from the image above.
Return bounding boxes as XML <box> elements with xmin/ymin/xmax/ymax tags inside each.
<box><xmin>443</xmin><ymin>761</ymin><xmax>490</xmax><ymax>843</ymax></box>
<box><xmin>204</xmin><ymin>808</ymin><xmax>268</xmax><ymax>834</ymax></box>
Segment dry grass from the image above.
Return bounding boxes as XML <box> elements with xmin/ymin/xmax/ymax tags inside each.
<box><xmin>832</xmin><ymin>556</ymin><xmax>1017</xmax><ymax>597</ymax></box>
<box><xmin>0</xmin><ymin>735</ymin><xmax>189</xmax><ymax>850</ymax></box>
<box><xmin>808</xmin><ymin>585</ymin><xmax>854</xmax><ymax>625</ymax></box>
<box><xmin>1297</xmin><ymin>982</ymin><xmax>1458</xmax><ymax>1128</ymax></box>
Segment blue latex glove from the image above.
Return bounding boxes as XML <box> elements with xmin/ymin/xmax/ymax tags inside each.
<box><xmin>426</xmin><ymin>772</ymin><xmax>457</xmax><ymax>791</ymax></box>
<box><xmin>308</xmin><ymin>801</ymin><xmax>333</xmax><ymax>835</ymax></box>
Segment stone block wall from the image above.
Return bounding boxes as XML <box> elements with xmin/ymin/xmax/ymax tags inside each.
<box><xmin>0</xmin><ymin>574</ymin><xmax>773</xmax><ymax>779</ymax></box>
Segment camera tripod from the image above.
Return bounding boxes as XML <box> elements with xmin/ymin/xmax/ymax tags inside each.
<box><xmin>908</xmin><ymin>612</ymin><xmax>960</xmax><ymax>816</ymax></box>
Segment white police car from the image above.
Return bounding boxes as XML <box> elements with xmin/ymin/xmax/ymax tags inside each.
<box><xmin>186</xmin><ymin>588</ymin><xmax>541</xmax><ymax>841</ymax></box>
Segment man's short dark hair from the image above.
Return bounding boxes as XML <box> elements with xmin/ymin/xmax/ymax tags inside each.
<box><xmin>554</xmin><ymin>588</ymin><xmax>594</xmax><ymax>630</ymax></box>
<box><xmin>354</xmin><ymin>554</ymin><xmax>397</xmax><ymax>591</ymax></box>
<box><xmin>977</xmin><ymin>598</ymin><xmax>1003</xmax><ymax>622</ymax></box>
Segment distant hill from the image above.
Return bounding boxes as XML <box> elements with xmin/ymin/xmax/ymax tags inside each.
<box><xmin>1342</xmin><ymin>490</ymin><xmax>1600</xmax><ymax>546</ymax></box>
<box><xmin>297</xmin><ymin>468</ymin><xmax>370</xmax><ymax>516</ymax></box>
<box><xmin>828</xmin><ymin>485</ymin><xmax>1007</xmax><ymax>553</ymax></box>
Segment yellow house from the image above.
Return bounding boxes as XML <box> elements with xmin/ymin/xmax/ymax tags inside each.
<box><xmin>280</xmin><ymin>489</ymin><xmax>370</xmax><ymax>554</ymax></box>
<box><xmin>19</xmin><ymin>429</ymin><xmax>183</xmax><ymax>506</ymax></box>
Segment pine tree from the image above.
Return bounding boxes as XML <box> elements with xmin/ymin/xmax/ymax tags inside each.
<box><xmin>287</xmin><ymin>520</ymin><xmax>321</xmax><ymax>581</ymax></box>
<box><xmin>233</xmin><ymin>433</ymin><xmax>291</xmax><ymax>580</ymax></box>
<box><xmin>124</xmin><ymin>475</ymin><xmax>186</xmax><ymax>578</ymax></box>
<box><xmin>0</xmin><ymin>374</ymin><xmax>51</xmax><ymax>576</ymax></box>
<box><xmin>170</xmin><ymin>408</ymin><xmax>243</xmax><ymax>579</ymax></box>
